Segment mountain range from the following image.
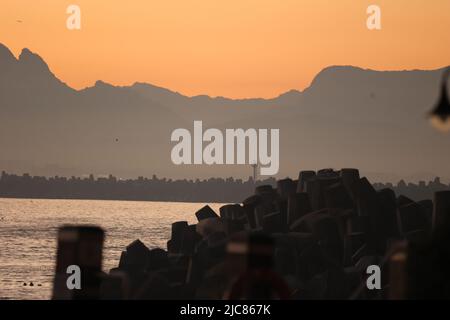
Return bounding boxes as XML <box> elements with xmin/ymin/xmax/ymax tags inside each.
<box><xmin>0</xmin><ymin>43</ymin><xmax>449</xmax><ymax>182</ymax></box>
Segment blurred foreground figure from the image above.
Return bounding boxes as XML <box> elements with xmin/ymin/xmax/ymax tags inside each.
<box><xmin>52</xmin><ymin>226</ymin><xmax>104</xmax><ymax>300</ymax></box>
<box><xmin>384</xmin><ymin>191</ymin><xmax>450</xmax><ymax>300</ymax></box>
<box><xmin>403</xmin><ymin>191</ymin><xmax>450</xmax><ymax>299</ymax></box>
<box><xmin>224</xmin><ymin>233</ymin><xmax>291</xmax><ymax>299</ymax></box>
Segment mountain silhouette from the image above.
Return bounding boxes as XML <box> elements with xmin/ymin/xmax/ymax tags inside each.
<box><xmin>0</xmin><ymin>43</ymin><xmax>449</xmax><ymax>182</ymax></box>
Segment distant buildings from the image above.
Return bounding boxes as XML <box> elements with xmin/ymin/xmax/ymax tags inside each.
<box><xmin>0</xmin><ymin>170</ymin><xmax>448</xmax><ymax>203</ymax></box>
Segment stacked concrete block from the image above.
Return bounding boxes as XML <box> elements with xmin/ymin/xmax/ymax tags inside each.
<box><xmin>195</xmin><ymin>205</ymin><xmax>219</xmax><ymax>221</ymax></box>
<box><xmin>262</xmin><ymin>211</ymin><xmax>284</xmax><ymax>234</ymax></box>
<box><xmin>277</xmin><ymin>178</ymin><xmax>297</xmax><ymax>200</ymax></box>
<box><xmin>309</xmin><ymin>177</ymin><xmax>341</xmax><ymax>211</ymax></box>
<box><xmin>100</xmin><ymin>167</ymin><xmax>450</xmax><ymax>300</ymax></box>
<box><xmin>324</xmin><ymin>182</ymin><xmax>354</xmax><ymax>210</ymax></box>
<box><xmin>397</xmin><ymin>202</ymin><xmax>430</xmax><ymax>235</ymax></box>
<box><xmin>123</xmin><ymin>239</ymin><xmax>151</xmax><ymax>272</ymax></box>
<box><xmin>169</xmin><ymin>221</ymin><xmax>189</xmax><ymax>254</ymax></box>
<box><xmin>297</xmin><ymin>170</ymin><xmax>316</xmax><ymax>193</ymax></box>
<box><xmin>377</xmin><ymin>188</ymin><xmax>400</xmax><ymax>238</ymax></box>
<box><xmin>180</xmin><ymin>225</ymin><xmax>201</xmax><ymax>255</ymax></box>
<box><xmin>339</xmin><ymin>168</ymin><xmax>360</xmax><ymax>196</ymax></box>
<box><xmin>350</xmin><ymin>177</ymin><xmax>386</xmax><ymax>254</ymax></box>
<box><xmin>219</xmin><ymin>204</ymin><xmax>248</xmax><ymax>235</ymax></box>
<box><xmin>242</xmin><ymin>195</ymin><xmax>261</xmax><ymax>229</ymax></box>
<box><xmin>287</xmin><ymin>192</ymin><xmax>312</xmax><ymax>227</ymax></box>
<box><xmin>432</xmin><ymin>190</ymin><xmax>450</xmax><ymax>234</ymax></box>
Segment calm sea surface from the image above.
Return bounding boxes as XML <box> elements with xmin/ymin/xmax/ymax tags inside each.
<box><xmin>0</xmin><ymin>198</ymin><xmax>222</xmax><ymax>300</ymax></box>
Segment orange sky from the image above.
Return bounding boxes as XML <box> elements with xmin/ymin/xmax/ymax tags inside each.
<box><xmin>0</xmin><ymin>0</ymin><xmax>449</xmax><ymax>98</ymax></box>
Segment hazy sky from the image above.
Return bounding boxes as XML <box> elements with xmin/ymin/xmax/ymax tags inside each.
<box><xmin>1</xmin><ymin>0</ymin><xmax>449</xmax><ymax>98</ymax></box>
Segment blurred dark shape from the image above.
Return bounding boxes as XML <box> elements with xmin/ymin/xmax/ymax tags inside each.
<box><xmin>432</xmin><ymin>190</ymin><xmax>450</xmax><ymax>234</ymax></box>
<box><xmin>387</xmin><ymin>241</ymin><xmax>408</xmax><ymax>300</ymax></box>
<box><xmin>429</xmin><ymin>67</ymin><xmax>450</xmax><ymax>132</ymax></box>
<box><xmin>52</xmin><ymin>225</ymin><xmax>104</xmax><ymax>300</ymax></box>
<box><xmin>224</xmin><ymin>233</ymin><xmax>291</xmax><ymax>300</ymax></box>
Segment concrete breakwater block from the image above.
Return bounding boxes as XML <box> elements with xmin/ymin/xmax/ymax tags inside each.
<box><xmin>180</xmin><ymin>224</ymin><xmax>201</xmax><ymax>255</ymax></box>
<box><xmin>170</xmin><ymin>221</ymin><xmax>189</xmax><ymax>253</ymax></box>
<box><xmin>377</xmin><ymin>188</ymin><xmax>400</xmax><ymax>238</ymax></box>
<box><xmin>168</xmin><ymin>223</ymin><xmax>201</xmax><ymax>256</ymax></box>
<box><xmin>242</xmin><ymin>195</ymin><xmax>262</xmax><ymax>229</ymax></box>
<box><xmin>309</xmin><ymin>177</ymin><xmax>341</xmax><ymax>211</ymax></box>
<box><xmin>220</xmin><ymin>204</ymin><xmax>246</xmax><ymax>220</ymax></box>
<box><xmin>168</xmin><ymin>254</ymin><xmax>191</xmax><ymax>286</ymax></box>
<box><xmin>123</xmin><ymin>239</ymin><xmax>151</xmax><ymax>271</ymax></box>
<box><xmin>297</xmin><ymin>170</ymin><xmax>316</xmax><ymax>193</ymax></box>
<box><xmin>195</xmin><ymin>205</ymin><xmax>219</xmax><ymax>221</ymax></box>
<box><xmin>225</xmin><ymin>218</ymin><xmax>246</xmax><ymax>235</ymax></box>
<box><xmin>133</xmin><ymin>272</ymin><xmax>172</xmax><ymax>300</ymax></box>
<box><xmin>195</xmin><ymin>232</ymin><xmax>228</xmax><ymax>272</ymax></box>
<box><xmin>290</xmin><ymin>210</ymin><xmax>344</xmax><ymax>265</ymax></box>
<box><xmin>339</xmin><ymin>168</ymin><xmax>360</xmax><ymax>194</ymax></box>
<box><xmin>290</xmin><ymin>208</ymin><xmax>329</xmax><ymax>233</ymax></box>
<box><xmin>254</xmin><ymin>204</ymin><xmax>271</xmax><ymax>229</ymax></box>
<box><xmin>171</xmin><ymin>221</ymin><xmax>188</xmax><ymax>242</ymax></box>
<box><xmin>350</xmin><ymin>177</ymin><xmax>388</xmax><ymax>254</ymax></box>
<box><xmin>100</xmin><ymin>270</ymin><xmax>130</xmax><ymax>300</ymax></box>
<box><xmin>324</xmin><ymin>182</ymin><xmax>353</xmax><ymax>210</ymax></box>
<box><xmin>433</xmin><ymin>190</ymin><xmax>450</xmax><ymax>233</ymax></box>
<box><xmin>255</xmin><ymin>185</ymin><xmax>278</xmax><ymax>205</ymax></box>
<box><xmin>101</xmin><ymin>167</ymin><xmax>450</xmax><ymax>300</ymax></box>
<box><xmin>148</xmin><ymin>248</ymin><xmax>169</xmax><ymax>271</ymax></box>
<box><xmin>397</xmin><ymin>202</ymin><xmax>430</xmax><ymax>235</ymax></box>
<box><xmin>262</xmin><ymin>212</ymin><xmax>283</xmax><ymax>233</ymax></box>
<box><xmin>287</xmin><ymin>192</ymin><xmax>312</xmax><ymax>227</ymax></box>
<box><xmin>277</xmin><ymin>178</ymin><xmax>297</xmax><ymax>200</ymax></box>
<box><xmin>397</xmin><ymin>195</ymin><xmax>415</xmax><ymax>207</ymax></box>
<box><xmin>196</xmin><ymin>218</ymin><xmax>226</xmax><ymax>238</ymax></box>
<box><xmin>255</xmin><ymin>184</ymin><xmax>275</xmax><ymax>195</ymax></box>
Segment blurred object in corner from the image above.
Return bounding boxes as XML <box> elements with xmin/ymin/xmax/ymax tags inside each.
<box><xmin>52</xmin><ymin>225</ymin><xmax>104</xmax><ymax>300</ymax></box>
<box><xmin>388</xmin><ymin>241</ymin><xmax>408</xmax><ymax>300</ymax></box>
<box><xmin>429</xmin><ymin>67</ymin><xmax>450</xmax><ymax>132</ymax></box>
<box><xmin>224</xmin><ymin>232</ymin><xmax>291</xmax><ymax>300</ymax></box>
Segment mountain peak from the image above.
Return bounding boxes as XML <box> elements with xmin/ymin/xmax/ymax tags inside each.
<box><xmin>313</xmin><ymin>65</ymin><xmax>366</xmax><ymax>78</ymax></box>
<box><xmin>0</xmin><ymin>43</ymin><xmax>17</xmax><ymax>66</ymax></box>
<box><xmin>94</xmin><ymin>80</ymin><xmax>115</xmax><ymax>88</ymax></box>
<box><xmin>306</xmin><ymin>65</ymin><xmax>386</xmax><ymax>91</ymax></box>
<box><xmin>0</xmin><ymin>43</ymin><xmax>15</xmax><ymax>58</ymax></box>
<box><xmin>18</xmin><ymin>48</ymin><xmax>51</xmax><ymax>73</ymax></box>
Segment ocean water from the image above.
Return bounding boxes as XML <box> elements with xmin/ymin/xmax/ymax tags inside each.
<box><xmin>0</xmin><ymin>198</ymin><xmax>222</xmax><ymax>300</ymax></box>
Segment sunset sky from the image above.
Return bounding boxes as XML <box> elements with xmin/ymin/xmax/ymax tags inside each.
<box><xmin>1</xmin><ymin>0</ymin><xmax>449</xmax><ymax>98</ymax></box>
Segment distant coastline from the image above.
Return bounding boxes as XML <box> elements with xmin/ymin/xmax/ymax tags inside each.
<box><xmin>1</xmin><ymin>171</ymin><xmax>449</xmax><ymax>203</ymax></box>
